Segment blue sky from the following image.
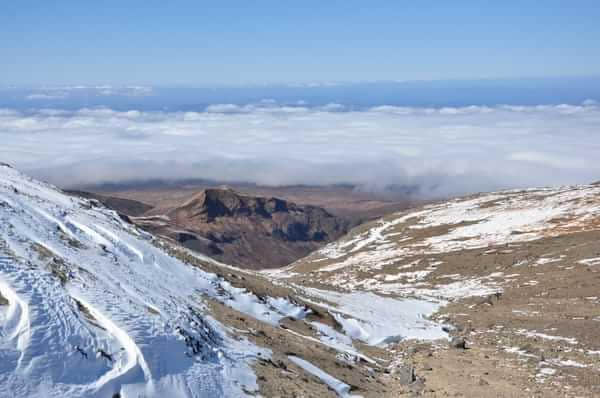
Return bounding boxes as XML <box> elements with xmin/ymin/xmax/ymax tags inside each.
<box><xmin>1</xmin><ymin>1</ymin><xmax>599</xmax><ymax>86</ymax></box>
<box><xmin>2</xmin><ymin>2</ymin><xmax>599</xmax><ymax>193</ymax></box>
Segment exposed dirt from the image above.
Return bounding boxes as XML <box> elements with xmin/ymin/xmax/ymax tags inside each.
<box><xmin>276</xmin><ymin>187</ymin><xmax>600</xmax><ymax>397</ymax></box>
<box><xmin>80</xmin><ymin>180</ymin><xmax>417</xmax><ymax>225</ymax></box>
<box><xmin>64</xmin><ymin>183</ymin><xmax>600</xmax><ymax>397</ymax></box>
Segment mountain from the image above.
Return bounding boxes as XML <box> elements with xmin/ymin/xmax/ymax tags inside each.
<box><xmin>275</xmin><ymin>184</ymin><xmax>600</xmax><ymax>397</ymax></box>
<box><xmin>83</xmin><ymin>180</ymin><xmax>415</xmax><ymax>232</ymax></box>
<box><xmin>65</xmin><ymin>190</ymin><xmax>153</xmax><ymax>217</ymax></box>
<box><xmin>0</xmin><ymin>165</ymin><xmax>440</xmax><ymax>397</ymax></box>
<box><xmin>2</xmin><ymin>164</ymin><xmax>600</xmax><ymax>397</ymax></box>
<box><xmin>131</xmin><ymin>188</ymin><xmax>349</xmax><ymax>269</ymax></box>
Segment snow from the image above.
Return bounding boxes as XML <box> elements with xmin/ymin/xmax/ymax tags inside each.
<box><xmin>332</xmin><ymin>272</ymin><xmax>502</xmax><ymax>302</ymax></box>
<box><xmin>537</xmin><ymin>367</ymin><xmax>556</xmax><ymax>377</ymax></box>
<box><xmin>383</xmin><ymin>270</ymin><xmax>432</xmax><ymax>282</ymax></box>
<box><xmin>302</xmin><ymin>288</ymin><xmax>447</xmax><ymax>345</ymax></box>
<box><xmin>310</xmin><ymin>185</ymin><xmax>600</xmax><ymax>275</ymax></box>
<box><xmin>69</xmin><ymin>294</ymin><xmax>152</xmax><ymax>392</ymax></box>
<box><xmin>0</xmin><ymin>276</ymin><xmax>30</xmax><ymax>351</ymax></box>
<box><xmin>266</xmin><ymin>296</ymin><xmax>311</xmax><ymax>320</ymax></box>
<box><xmin>549</xmin><ymin>359</ymin><xmax>588</xmax><ymax>368</ymax></box>
<box><xmin>217</xmin><ymin>280</ymin><xmax>309</xmax><ymax>326</ymax></box>
<box><xmin>504</xmin><ymin>346</ymin><xmax>537</xmax><ymax>359</ymax></box>
<box><xmin>535</xmin><ymin>257</ymin><xmax>563</xmax><ymax>265</ymax></box>
<box><xmin>307</xmin><ymin>321</ymin><xmax>375</xmax><ymax>364</ymax></box>
<box><xmin>516</xmin><ymin>329</ymin><xmax>578</xmax><ymax>345</ymax></box>
<box><xmin>578</xmin><ymin>257</ymin><xmax>600</xmax><ymax>266</ymax></box>
<box><xmin>0</xmin><ymin>165</ymin><xmax>273</xmax><ymax>397</ymax></box>
<box><xmin>287</xmin><ymin>355</ymin><xmax>361</xmax><ymax>398</ymax></box>
<box><xmin>284</xmin><ymin>184</ymin><xmax>600</xmax><ymax>327</ymax></box>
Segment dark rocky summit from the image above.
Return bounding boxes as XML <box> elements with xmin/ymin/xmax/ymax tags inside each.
<box><xmin>135</xmin><ymin>188</ymin><xmax>349</xmax><ymax>269</ymax></box>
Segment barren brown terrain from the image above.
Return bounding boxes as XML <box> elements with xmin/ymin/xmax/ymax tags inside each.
<box><xmin>81</xmin><ymin>180</ymin><xmax>416</xmax><ymax>224</ymax></box>
<box><xmin>71</xmin><ymin>181</ymin><xmax>415</xmax><ymax>269</ymax></box>
<box><xmin>254</xmin><ymin>185</ymin><xmax>600</xmax><ymax>397</ymax></box>
<box><xmin>64</xmin><ymin>180</ymin><xmax>600</xmax><ymax>397</ymax></box>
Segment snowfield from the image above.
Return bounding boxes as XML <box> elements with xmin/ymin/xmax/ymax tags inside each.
<box><xmin>0</xmin><ymin>164</ymin><xmax>293</xmax><ymax>397</ymax></box>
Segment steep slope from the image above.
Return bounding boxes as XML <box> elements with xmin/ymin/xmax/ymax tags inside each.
<box><xmin>276</xmin><ymin>185</ymin><xmax>600</xmax><ymax>397</ymax></box>
<box><xmin>0</xmin><ymin>165</ymin><xmax>453</xmax><ymax>398</ymax></box>
<box><xmin>4</xmin><ymin>164</ymin><xmax>600</xmax><ymax>397</ymax></box>
<box><xmin>0</xmin><ymin>165</ymin><xmax>278</xmax><ymax>397</ymax></box>
<box><xmin>135</xmin><ymin>188</ymin><xmax>348</xmax><ymax>269</ymax></box>
<box><xmin>65</xmin><ymin>190</ymin><xmax>153</xmax><ymax>217</ymax></box>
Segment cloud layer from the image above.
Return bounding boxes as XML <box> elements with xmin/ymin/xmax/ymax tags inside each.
<box><xmin>1</xmin><ymin>101</ymin><xmax>599</xmax><ymax>197</ymax></box>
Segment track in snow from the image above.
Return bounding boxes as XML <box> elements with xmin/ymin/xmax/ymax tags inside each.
<box><xmin>71</xmin><ymin>294</ymin><xmax>153</xmax><ymax>394</ymax></box>
<box><xmin>0</xmin><ymin>263</ymin><xmax>30</xmax><ymax>352</ymax></box>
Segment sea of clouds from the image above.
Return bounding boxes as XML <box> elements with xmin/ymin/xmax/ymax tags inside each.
<box><xmin>1</xmin><ymin>100</ymin><xmax>598</xmax><ymax>198</ymax></box>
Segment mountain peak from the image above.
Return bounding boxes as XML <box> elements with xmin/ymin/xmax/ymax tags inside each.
<box><xmin>178</xmin><ymin>188</ymin><xmax>290</xmax><ymax>221</ymax></box>
<box><xmin>140</xmin><ymin>188</ymin><xmax>348</xmax><ymax>268</ymax></box>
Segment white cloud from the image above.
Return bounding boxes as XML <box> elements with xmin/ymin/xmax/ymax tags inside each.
<box><xmin>508</xmin><ymin>151</ymin><xmax>587</xmax><ymax>169</ymax></box>
<box><xmin>23</xmin><ymin>86</ymin><xmax>153</xmax><ymax>100</ymax></box>
<box><xmin>0</xmin><ymin>103</ymin><xmax>598</xmax><ymax>197</ymax></box>
<box><xmin>26</xmin><ymin>93</ymin><xmax>68</xmax><ymax>100</ymax></box>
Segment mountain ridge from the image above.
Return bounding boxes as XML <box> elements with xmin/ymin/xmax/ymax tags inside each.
<box><xmin>2</xmin><ymin>165</ymin><xmax>600</xmax><ymax>397</ymax></box>
<box><xmin>135</xmin><ymin>187</ymin><xmax>349</xmax><ymax>269</ymax></box>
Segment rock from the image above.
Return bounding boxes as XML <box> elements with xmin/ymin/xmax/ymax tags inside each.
<box><xmin>117</xmin><ymin>213</ymin><xmax>132</xmax><ymax>224</ymax></box>
<box><xmin>450</xmin><ymin>337</ymin><xmax>467</xmax><ymax>349</ymax></box>
<box><xmin>152</xmin><ymin>188</ymin><xmax>349</xmax><ymax>269</ymax></box>
<box><xmin>394</xmin><ymin>364</ymin><xmax>416</xmax><ymax>385</ymax></box>
<box><xmin>409</xmin><ymin>377</ymin><xmax>426</xmax><ymax>393</ymax></box>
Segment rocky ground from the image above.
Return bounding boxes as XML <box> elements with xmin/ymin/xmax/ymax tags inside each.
<box><xmin>66</xmin><ymin>187</ymin><xmax>351</xmax><ymax>269</ymax></box>
<box><xmin>6</xmin><ymin>165</ymin><xmax>599</xmax><ymax>397</ymax></box>
<box><xmin>259</xmin><ymin>185</ymin><xmax>600</xmax><ymax>397</ymax></box>
<box><xmin>70</xmin><ymin>182</ymin><xmax>600</xmax><ymax>397</ymax></box>
<box><xmin>136</xmin><ymin>188</ymin><xmax>349</xmax><ymax>269</ymax></box>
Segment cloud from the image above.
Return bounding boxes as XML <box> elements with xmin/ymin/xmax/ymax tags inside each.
<box><xmin>508</xmin><ymin>151</ymin><xmax>587</xmax><ymax>169</ymax></box>
<box><xmin>26</xmin><ymin>93</ymin><xmax>68</xmax><ymax>100</ymax></box>
<box><xmin>0</xmin><ymin>102</ymin><xmax>599</xmax><ymax>198</ymax></box>
<box><xmin>23</xmin><ymin>86</ymin><xmax>154</xmax><ymax>100</ymax></box>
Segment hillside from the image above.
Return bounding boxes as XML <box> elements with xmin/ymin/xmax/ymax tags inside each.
<box><xmin>276</xmin><ymin>184</ymin><xmax>600</xmax><ymax>397</ymax></box>
<box><xmin>0</xmin><ymin>165</ymin><xmax>448</xmax><ymax>397</ymax></box>
<box><xmin>1</xmin><ymin>164</ymin><xmax>600</xmax><ymax>397</ymax></box>
<box><xmin>130</xmin><ymin>188</ymin><xmax>349</xmax><ymax>269</ymax></box>
<box><xmin>65</xmin><ymin>190</ymin><xmax>153</xmax><ymax>217</ymax></box>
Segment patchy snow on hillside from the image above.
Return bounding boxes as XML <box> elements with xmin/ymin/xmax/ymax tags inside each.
<box><xmin>288</xmin><ymin>355</ymin><xmax>362</xmax><ymax>398</ymax></box>
<box><xmin>291</xmin><ymin>184</ymin><xmax>600</xmax><ymax>304</ymax></box>
<box><xmin>313</xmin><ymin>185</ymin><xmax>600</xmax><ymax>273</ymax></box>
<box><xmin>0</xmin><ymin>164</ymin><xmax>277</xmax><ymax>397</ymax></box>
<box><xmin>301</xmin><ymin>288</ymin><xmax>447</xmax><ymax>345</ymax></box>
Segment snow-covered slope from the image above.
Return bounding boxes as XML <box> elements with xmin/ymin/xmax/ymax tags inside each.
<box><xmin>0</xmin><ymin>164</ymin><xmax>310</xmax><ymax>397</ymax></box>
<box><xmin>5</xmin><ymin>164</ymin><xmax>599</xmax><ymax>397</ymax></box>
<box><xmin>284</xmin><ymin>184</ymin><xmax>600</xmax><ymax>299</ymax></box>
<box><xmin>276</xmin><ymin>183</ymin><xmax>600</xmax><ymax>397</ymax></box>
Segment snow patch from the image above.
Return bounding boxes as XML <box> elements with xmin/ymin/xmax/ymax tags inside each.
<box><xmin>288</xmin><ymin>355</ymin><xmax>361</xmax><ymax>398</ymax></box>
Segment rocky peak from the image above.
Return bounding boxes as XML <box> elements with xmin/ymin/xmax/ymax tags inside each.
<box><xmin>177</xmin><ymin>188</ymin><xmax>291</xmax><ymax>221</ymax></box>
<box><xmin>148</xmin><ymin>188</ymin><xmax>349</xmax><ymax>268</ymax></box>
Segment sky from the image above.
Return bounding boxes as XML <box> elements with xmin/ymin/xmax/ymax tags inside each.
<box><xmin>1</xmin><ymin>2</ymin><xmax>599</xmax><ymax>197</ymax></box>
<box><xmin>1</xmin><ymin>1</ymin><xmax>600</xmax><ymax>86</ymax></box>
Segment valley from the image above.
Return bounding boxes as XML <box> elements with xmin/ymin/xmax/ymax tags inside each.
<box><xmin>1</xmin><ymin>164</ymin><xmax>599</xmax><ymax>397</ymax></box>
